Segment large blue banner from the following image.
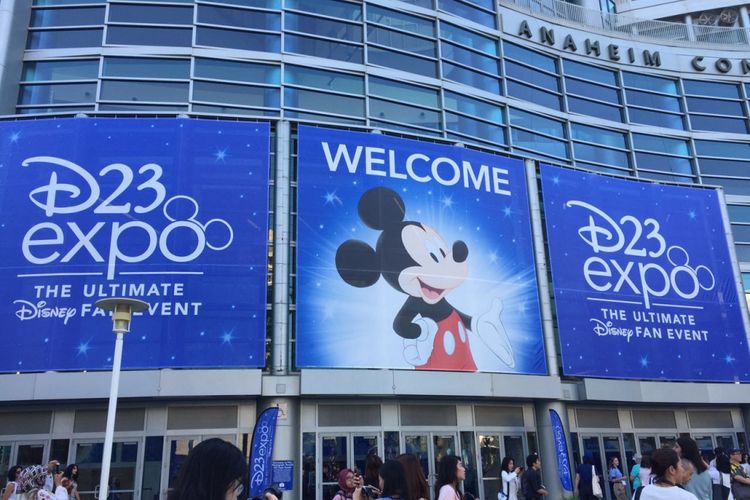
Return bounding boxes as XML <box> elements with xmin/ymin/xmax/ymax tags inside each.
<box><xmin>549</xmin><ymin>409</ymin><xmax>573</xmax><ymax>493</ymax></box>
<box><xmin>296</xmin><ymin>126</ymin><xmax>546</xmax><ymax>374</ymax></box>
<box><xmin>0</xmin><ymin>118</ymin><xmax>269</xmax><ymax>372</ymax></box>
<box><xmin>541</xmin><ymin>164</ymin><xmax>750</xmax><ymax>381</ymax></box>
<box><xmin>249</xmin><ymin>407</ymin><xmax>280</xmax><ymax>496</ymax></box>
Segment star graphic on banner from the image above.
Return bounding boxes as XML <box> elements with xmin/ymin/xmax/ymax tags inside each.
<box><xmin>725</xmin><ymin>354</ymin><xmax>735</xmax><ymax>364</ymax></box>
<box><xmin>76</xmin><ymin>340</ymin><xmax>91</xmax><ymax>356</ymax></box>
<box><xmin>214</xmin><ymin>148</ymin><xmax>228</xmax><ymax>162</ymax></box>
<box><xmin>9</xmin><ymin>131</ymin><xmax>20</xmax><ymax>143</ymax></box>
<box><xmin>440</xmin><ymin>196</ymin><xmax>454</xmax><ymax>208</ymax></box>
<box><xmin>221</xmin><ymin>329</ymin><xmax>235</xmax><ymax>344</ymax></box>
<box><xmin>552</xmin><ymin>176</ymin><xmax>560</xmax><ymax>185</ymax></box>
<box><xmin>503</xmin><ymin>206</ymin><xmax>512</xmax><ymax>217</ymax></box>
<box><xmin>640</xmin><ymin>356</ymin><xmax>649</xmax><ymax>367</ymax></box>
<box><xmin>688</xmin><ymin>210</ymin><xmax>696</xmax><ymax>219</ymax></box>
<box><xmin>323</xmin><ymin>191</ymin><xmax>342</xmax><ymax>205</ymax></box>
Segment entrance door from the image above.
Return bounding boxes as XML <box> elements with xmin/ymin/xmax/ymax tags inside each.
<box><xmin>403</xmin><ymin>433</ymin><xmax>457</xmax><ymax>499</ymax></box>
<box><xmin>478</xmin><ymin>434</ymin><xmax>525</xmax><ymax>500</ymax></box>
<box><xmin>581</xmin><ymin>435</ymin><xmax>628</xmax><ymax>500</ymax></box>
<box><xmin>637</xmin><ymin>436</ymin><xmax>657</xmax><ymax>456</ymax></box>
<box><xmin>74</xmin><ymin>440</ymin><xmax>139</xmax><ymax>500</ymax></box>
<box><xmin>162</xmin><ymin>435</ymin><xmax>236</xmax><ymax>499</ymax></box>
<box><xmin>319</xmin><ymin>434</ymin><xmax>383</xmax><ymax>500</ymax></box>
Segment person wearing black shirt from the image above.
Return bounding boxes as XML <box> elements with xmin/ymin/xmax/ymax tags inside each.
<box><xmin>521</xmin><ymin>454</ymin><xmax>548</xmax><ymax>500</ymax></box>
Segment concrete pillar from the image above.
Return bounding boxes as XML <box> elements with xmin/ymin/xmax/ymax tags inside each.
<box><xmin>534</xmin><ymin>400</ymin><xmax>574</xmax><ymax>500</ymax></box>
<box><xmin>0</xmin><ymin>0</ymin><xmax>32</xmax><ymax>114</ymax></box>
<box><xmin>260</xmin><ymin>389</ymin><xmax>301</xmax><ymax>500</ymax></box>
<box><xmin>684</xmin><ymin>15</ymin><xmax>696</xmax><ymax>42</ymax></box>
<box><xmin>272</xmin><ymin>121</ymin><xmax>291</xmax><ymax>374</ymax></box>
<box><xmin>740</xmin><ymin>7</ymin><xmax>750</xmax><ymax>44</ymax></box>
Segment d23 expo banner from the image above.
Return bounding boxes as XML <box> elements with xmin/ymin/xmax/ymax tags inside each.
<box><xmin>295</xmin><ymin>126</ymin><xmax>546</xmax><ymax>374</ymax></box>
<box><xmin>541</xmin><ymin>164</ymin><xmax>750</xmax><ymax>382</ymax></box>
<box><xmin>0</xmin><ymin>118</ymin><xmax>270</xmax><ymax>372</ymax></box>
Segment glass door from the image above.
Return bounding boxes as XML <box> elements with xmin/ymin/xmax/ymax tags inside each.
<box><xmin>403</xmin><ymin>432</ymin><xmax>458</xmax><ymax>499</ymax></box>
<box><xmin>16</xmin><ymin>442</ymin><xmax>46</xmax><ymax>468</ymax></box>
<box><xmin>0</xmin><ymin>443</ymin><xmax>12</xmax><ymax>480</ymax></box>
<box><xmin>162</xmin><ymin>435</ymin><xmax>235</xmax><ymax>500</ymax></box>
<box><xmin>637</xmin><ymin>436</ymin><xmax>657</xmax><ymax>456</ymax></box>
<box><xmin>581</xmin><ymin>436</ymin><xmax>607</xmax><ymax>500</ymax></box>
<box><xmin>321</xmin><ymin>435</ymin><xmax>347</xmax><ymax>500</ymax></box>
<box><xmin>603</xmin><ymin>435</ymin><xmax>628</xmax><ymax>500</ymax></box>
<box><xmin>74</xmin><ymin>440</ymin><xmax>139</xmax><ymax>500</ymax></box>
<box><xmin>478</xmin><ymin>434</ymin><xmax>525</xmax><ymax>500</ymax></box>
<box><xmin>352</xmin><ymin>435</ymin><xmax>379</xmax><ymax>474</ymax></box>
<box><xmin>716</xmin><ymin>435</ymin><xmax>736</xmax><ymax>451</ymax></box>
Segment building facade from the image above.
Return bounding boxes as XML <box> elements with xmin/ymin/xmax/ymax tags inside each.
<box><xmin>1</xmin><ymin>1</ymin><xmax>750</xmax><ymax>500</ymax></box>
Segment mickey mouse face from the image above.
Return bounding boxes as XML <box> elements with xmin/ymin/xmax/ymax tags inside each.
<box><xmin>398</xmin><ymin>223</ymin><xmax>468</xmax><ymax>304</ymax></box>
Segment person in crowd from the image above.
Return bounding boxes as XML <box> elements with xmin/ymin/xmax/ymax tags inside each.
<box><xmin>61</xmin><ymin>466</ymin><xmax>79</xmax><ymax>500</ymax></box>
<box><xmin>499</xmin><ymin>456</ymin><xmax>521</xmax><ymax>500</ymax></box>
<box><xmin>715</xmin><ymin>452</ymin><xmax>732</xmax><ymax>500</ymax></box>
<box><xmin>354</xmin><ymin>459</ymin><xmax>408</xmax><ymax>500</ymax></box>
<box><xmin>365</xmin><ymin>455</ymin><xmax>384</xmax><ymax>490</ymax></box>
<box><xmin>608</xmin><ymin>457</ymin><xmax>628</xmax><ymax>500</ymax></box>
<box><xmin>575</xmin><ymin>453</ymin><xmax>597</xmax><ymax>500</ymax></box>
<box><xmin>53</xmin><ymin>473</ymin><xmax>73</xmax><ymax>500</ymax></box>
<box><xmin>333</xmin><ymin>469</ymin><xmax>357</xmax><ymax>500</ymax></box>
<box><xmin>729</xmin><ymin>448</ymin><xmax>750</xmax><ymax>494</ymax></box>
<box><xmin>674</xmin><ymin>437</ymin><xmax>711</xmax><ymax>499</ymax></box>
<box><xmin>169</xmin><ymin>438</ymin><xmax>247</xmax><ymax>500</ymax></box>
<box><xmin>742</xmin><ymin>454</ymin><xmax>750</xmax><ymax>477</ymax></box>
<box><xmin>396</xmin><ymin>454</ymin><xmax>428</xmax><ymax>500</ymax></box>
<box><xmin>639</xmin><ymin>455</ymin><xmax>654</xmax><ymax>488</ymax></box>
<box><xmin>434</xmin><ymin>456</ymin><xmax>464</xmax><ymax>500</ymax></box>
<box><xmin>43</xmin><ymin>462</ymin><xmax>60</xmax><ymax>494</ymax></box>
<box><xmin>3</xmin><ymin>465</ymin><xmax>22</xmax><ymax>500</ymax></box>
<box><xmin>679</xmin><ymin>459</ymin><xmax>695</xmax><ymax>486</ymax></box>
<box><xmin>704</xmin><ymin>453</ymin><xmax>721</xmax><ymax>500</ymax></box>
<box><xmin>521</xmin><ymin>454</ymin><xmax>547</xmax><ymax>500</ymax></box>
<box><xmin>631</xmin><ymin>455</ymin><xmax>643</xmax><ymax>492</ymax></box>
<box><xmin>710</xmin><ymin>449</ymin><xmax>725</xmax><ymax>470</ymax></box>
<box><xmin>636</xmin><ymin>448</ymin><xmax>697</xmax><ymax>499</ymax></box>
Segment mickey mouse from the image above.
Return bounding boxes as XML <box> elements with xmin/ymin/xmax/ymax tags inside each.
<box><xmin>335</xmin><ymin>186</ymin><xmax>515</xmax><ymax>372</ymax></box>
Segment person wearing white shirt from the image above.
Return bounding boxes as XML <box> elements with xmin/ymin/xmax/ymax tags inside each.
<box><xmin>499</xmin><ymin>457</ymin><xmax>521</xmax><ymax>500</ymax></box>
<box><xmin>634</xmin><ymin>448</ymin><xmax>697</xmax><ymax>500</ymax></box>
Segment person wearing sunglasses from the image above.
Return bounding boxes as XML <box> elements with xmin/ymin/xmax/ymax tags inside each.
<box><xmin>170</xmin><ymin>438</ymin><xmax>248</xmax><ymax>500</ymax></box>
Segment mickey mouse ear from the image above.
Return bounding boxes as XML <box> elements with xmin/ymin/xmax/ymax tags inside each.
<box><xmin>336</xmin><ymin>240</ymin><xmax>380</xmax><ymax>288</ymax></box>
<box><xmin>358</xmin><ymin>187</ymin><xmax>405</xmax><ymax>230</ymax></box>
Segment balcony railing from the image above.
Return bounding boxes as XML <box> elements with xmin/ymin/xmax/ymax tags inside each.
<box><xmin>501</xmin><ymin>0</ymin><xmax>750</xmax><ymax>48</ymax></box>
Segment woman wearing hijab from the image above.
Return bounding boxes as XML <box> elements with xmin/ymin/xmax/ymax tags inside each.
<box><xmin>333</xmin><ymin>469</ymin><xmax>357</xmax><ymax>500</ymax></box>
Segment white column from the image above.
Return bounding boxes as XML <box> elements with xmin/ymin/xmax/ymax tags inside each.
<box><xmin>272</xmin><ymin>121</ymin><xmax>291</xmax><ymax>374</ymax></box>
<box><xmin>685</xmin><ymin>15</ymin><xmax>696</xmax><ymax>42</ymax></box>
<box><xmin>740</xmin><ymin>6</ymin><xmax>750</xmax><ymax>43</ymax></box>
<box><xmin>534</xmin><ymin>400</ymin><xmax>574</xmax><ymax>500</ymax></box>
<box><xmin>99</xmin><ymin>332</ymin><xmax>124</xmax><ymax>500</ymax></box>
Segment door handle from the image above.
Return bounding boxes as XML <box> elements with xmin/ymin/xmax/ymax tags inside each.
<box><xmin>94</xmin><ymin>485</ymin><xmax>100</xmax><ymax>499</ymax></box>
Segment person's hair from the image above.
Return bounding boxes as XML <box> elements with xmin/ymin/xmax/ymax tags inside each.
<box><xmin>651</xmin><ymin>448</ymin><xmax>680</xmax><ymax>481</ymax></box>
<box><xmin>435</xmin><ymin>456</ymin><xmax>461</xmax><ymax>498</ymax></box>
<box><xmin>582</xmin><ymin>454</ymin><xmax>593</xmax><ymax>465</ymax></box>
<box><xmin>500</xmin><ymin>457</ymin><xmax>514</xmax><ymax>473</ymax></box>
<box><xmin>675</xmin><ymin>437</ymin><xmax>707</xmax><ymax>474</ymax></box>
<box><xmin>396</xmin><ymin>454</ymin><xmax>428</xmax><ymax>500</ymax></box>
<box><xmin>462</xmin><ymin>493</ymin><xmax>475</xmax><ymax>500</ymax></box>
<box><xmin>641</xmin><ymin>455</ymin><xmax>652</xmax><ymax>469</ymax></box>
<box><xmin>380</xmin><ymin>459</ymin><xmax>410</xmax><ymax>499</ymax></box>
<box><xmin>365</xmin><ymin>454</ymin><xmax>383</xmax><ymax>486</ymax></box>
<box><xmin>169</xmin><ymin>438</ymin><xmax>248</xmax><ymax>500</ymax></box>
<box><xmin>7</xmin><ymin>465</ymin><xmax>21</xmax><ymax>482</ymax></box>
<box><xmin>716</xmin><ymin>453</ymin><xmax>732</xmax><ymax>474</ymax></box>
<box><xmin>608</xmin><ymin>457</ymin><xmax>619</xmax><ymax>469</ymax></box>
<box><xmin>525</xmin><ymin>454</ymin><xmax>539</xmax><ymax>469</ymax></box>
<box><xmin>680</xmin><ymin>458</ymin><xmax>694</xmax><ymax>472</ymax></box>
<box><xmin>63</xmin><ymin>464</ymin><xmax>78</xmax><ymax>481</ymax></box>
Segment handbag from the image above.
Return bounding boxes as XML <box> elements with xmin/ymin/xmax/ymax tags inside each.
<box><xmin>591</xmin><ymin>466</ymin><xmax>603</xmax><ymax>499</ymax></box>
<box><xmin>732</xmin><ymin>481</ymin><xmax>750</xmax><ymax>500</ymax></box>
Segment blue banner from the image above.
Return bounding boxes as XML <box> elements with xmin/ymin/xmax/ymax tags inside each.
<box><xmin>541</xmin><ymin>164</ymin><xmax>750</xmax><ymax>381</ymax></box>
<box><xmin>295</xmin><ymin>126</ymin><xmax>546</xmax><ymax>374</ymax></box>
<box><xmin>0</xmin><ymin>118</ymin><xmax>270</xmax><ymax>372</ymax></box>
<box><xmin>250</xmin><ymin>407</ymin><xmax>280</xmax><ymax>496</ymax></box>
<box><xmin>549</xmin><ymin>409</ymin><xmax>573</xmax><ymax>492</ymax></box>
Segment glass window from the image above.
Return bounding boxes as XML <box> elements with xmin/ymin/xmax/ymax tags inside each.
<box><xmin>638</xmin><ymin>170</ymin><xmax>694</xmax><ymax>184</ymax></box>
<box><xmin>18</xmin><ymin>82</ymin><xmax>97</xmax><ymax>105</ymax></box>
<box><xmin>506</xmin><ymin>80</ymin><xmax>560</xmax><ymax>110</ymax></box>
<box><xmin>440</xmin><ymin>22</ymin><xmax>497</xmax><ymax>55</ymax></box>
<box><xmin>193</xmin><ymin>104</ymin><xmax>277</xmax><ymax>116</ymax></box>
<box><xmin>27</xmin><ymin>28</ymin><xmax>103</xmax><ymax>49</ymax></box>
<box><xmin>622</xmin><ymin>72</ymin><xmax>678</xmax><ymax>95</ymax></box>
<box><xmin>18</xmin><ymin>105</ymin><xmax>94</xmax><ymax>114</ymax></box>
<box><xmin>628</xmin><ymin>108</ymin><xmax>684</xmax><ymax>130</ymax></box>
<box><xmin>442</xmin><ymin>63</ymin><xmax>501</xmax><ymax>94</ymax></box>
<box><xmin>704</xmin><ymin>177</ymin><xmax>750</xmax><ymax>196</ymax></box>
<box><xmin>367</xmin><ymin>46</ymin><xmax>437</xmax><ymax>77</ymax></box>
<box><xmin>444</xmin><ymin>91</ymin><xmax>503</xmax><ymax>124</ymax></box>
<box><xmin>284</xmin><ymin>33</ymin><xmax>362</xmax><ymax>63</ymax></box>
<box><xmin>22</xmin><ymin>59</ymin><xmax>99</xmax><ymax>81</ymax></box>
<box><xmin>571</xmin><ymin>123</ymin><xmax>626</xmax><ymax>148</ymax></box>
<box><xmin>563</xmin><ymin>60</ymin><xmax>617</xmax><ymax>86</ymax></box>
<box><xmin>509</xmin><ymin>108</ymin><xmax>565</xmax><ymax>138</ymax></box>
<box><xmin>694</xmin><ymin>140</ymin><xmax>750</xmax><ymax>159</ymax></box>
<box><xmin>400</xmin><ymin>0</ymin><xmax>433</xmax><ymax>8</ymax></box>
<box><xmin>728</xmin><ymin>205</ymin><xmax>750</xmax><ymax>223</ymax></box>
<box><xmin>690</xmin><ymin>115</ymin><xmax>748</xmax><ymax>134</ymax></box>
<box><xmin>284</xmin><ymin>87</ymin><xmax>363</xmax><ymax>116</ymax></box>
<box><xmin>625</xmin><ymin>89</ymin><xmax>681</xmax><ymax>112</ymax></box>
<box><xmin>285</xmin><ymin>109</ymin><xmax>361</xmax><ymax>123</ymax></box>
<box><xmin>683</xmin><ymin>80</ymin><xmax>741</xmax><ymax>99</ymax></box>
<box><xmin>446</xmin><ymin>112</ymin><xmax>505</xmax><ymax>144</ymax></box>
<box><xmin>367</xmin><ymin>5</ymin><xmax>434</xmax><ymax>37</ymax></box>
<box><xmin>566</xmin><ymin>78</ymin><xmax>619</xmax><ymax>103</ymax></box>
<box><xmin>284</xmin><ymin>65</ymin><xmax>363</xmax><ymax>94</ymax></box>
<box><xmin>34</xmin><ymin>0</ymin><xmax>105</xmax><ymax>4</ymax></box>
<box><xmin>106</xmin><ymin>26</ymin><xmax>192</xmax><ymax>46</ymax></box>
<box><xmin>505</xmin><ymin>61</ymin><xmax>558</xmax><ymax>92</ymax></box>
<box><xmin>103</xmin><ymin>57</ymin><xmax>189</xmax><ymax>78</ymax></box>
<box><xmin>574</xmin><ymin>143</ymin><xmax>629</xmax><ymax>168</ymax></box>
<box><xmin>699</xmin><ymin>158</ymin><xmax>750</xmax><ymax>176</ymax></box>
<box><xmin>731</xmin><ymin>224</ymin><xmax>750</xmax><ymax>242</ymax></box>
<box><xmin>100</xmin><ymin>80</ymin><xmax>189</xmax><ymax>102</ymax></box>
<box><xmin>369</xmin><ymin>76</ymin><xmax>438</xmax><ymax>108</ymax></box>
<box><xmin>195</xmin><ymin>58</ymin><xmax>279</xmax><ymax>84</ymax></box>
<box><xmin>632</xmin><ymin>134</ymin><xmax>690</xmax><ymax>156</ymax></box>
<box><xmin>285</xmin><ymin>13</ymin><xmax>361</xmax><ymax>41</ymax></box>
<box><xmin>567</xmin><ymin>97</ymin><xmax>622</xmax><ymax>122</ymax></box>
<box><xmin>198</xmin><ymin>5</ymin><xmax>280</xmax><ymax>30</ymax></box>
<box><xmin>686</xmin><ymin>97</ymin><xmax>745</xmax><ymax>116</ymax></box>
<box><xmin>285</xmin><ymin>0</ymin><xmax>361</xmax><ymax>21</ymax></box>
<box><xmin>635</xmin><ymin>152</ymin><xmax>693</xmax><ymax>175</ymax></box>
<box><xmin>367</xmin><ymin>26</ymin><xmax>436</xmax><ymax>57</ymax></box>
<box><xmin>205</xmin><ymin>0</ymin><xmax>280</xmax><ymax>7</ymax></box>
<box><xmin>194</xmin><ymin>81</ymin><xmax>279</xmax><ymax>107</ymax></box>
<box><xmin>511</xmin><ymin>128</ymin><xmax>568</xmax><ymax>159</ymax></box>
<box><xmin>108</xmin><ymin>4</ymin><xmax>193</xmax><ymax>24</ymax></box>
<box><xmin>438</xmin><ymin>0</ymin><xmax>495</xmax><ymax>28</ymax></box>
<box><xmin>196</xmin><ymin>27</ymin><xmax>280</xmax><ymax>52</ymax></box>
<box><xmin>369</xmin><ymin>98</ymin><xmax>441</xmax><ymax>129</ymax></box>
<box><xmin>441</xmin><ymin>42</ymin><xmax>499</xmax><ymax>74</ymax></box>
<box><xmin>504</xmin><ymin>42</ymin><xmax>556</xmax><ymax>73</ymax></box>
<box><xmin>31</xmin><ymin>6</ymin><xmax>105</xmax><ymax>26</ymax></box>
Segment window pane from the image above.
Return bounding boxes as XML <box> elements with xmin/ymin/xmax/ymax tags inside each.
<box><xmin>446</xmin><ymin>112</ymin><xmax>505</xmax><ymax>144</ymax></box>
<box><xmin>100</xmin><ymin>80</ymin><xmax>189</xmax><ymax>102</ymax></box>
<box><xmin>31</xmin><ymin>7</ymin><xmax>104</xmax><ymax>26</ymax></box>
<box><xmin>441</xmin><ymin>42</ymin><xmax>499</xmax><ymax>74</ymax></box>
<box><xmin>632</xmin><ymin>134</ymin><xmax>690</xmax><ymax>155</ymax></box>
<box><xmin>566</xmin><ymin>78</ymin><xmax>619</xmax><ymax>103</ymax></box>
<box><xmin>626</xmin><ymin>89</ymin><xmax>681</xmax><ymax>112</ymax></box>
<box><xmin>438</xmin><ymin>0</ymin><xmax>495</xmax><ymax>28</ymax></box>
<box><xmin>285</xmin><ymin>0</ymin><xmax>361</xmax><ymax>20</ymax></box>
<box><xmin>285</xmin><ymin>109</ymin><xmax>361</xmax><ymax>123</ymax></box>
<box><xmin>284</xmin><ymin>34</ymin><xmax>362</xmax><ymax>63</ymax></box>
<box><xmin>370</xmin><ymin>98</ymin><xmax>441</xmax><ymax>129</ymax></box>
<box><xmin>18</xmin><ymin>105</ymin><xmax>94</xmax><ymax>114</ymax></box>
<box><xmin>34</xmin><ymin>0</ymin><xmax>104</xmax><ymax>4</ymax></box>
<box><xmin>103</xmin><ymin>58</ymin><xmax>190</xmax><ymax>78</ymax></box>
<box><xmin>22</xmin><ymin>59</ymin><xmax>99</xmax><ymax>81</ymax></box>
<box><xmin>704</xmin><ymin>177</ymin><xmax>750</xmax><ymax>196</ymax></box>
<box><xmin>504</xmin><ymin>42</ymin><xmax>556</xmax><ymax>73</ymax></box>
<box><xmin>109</xmin><ymin>4</ymin><xmax>193</xmax><ymax>24</ymax></box>
<box><xmin>285</xmin><ymin>13</ymin><xmax>361</xmax><ymax>41</ymax></box>
<box><xmin>195</xmin><ymin>58</ymin><xmax>279</xmax><ymax>84</ymax></box>
<box><xmin>369</xmin><ymin>76</ymin><xmax>438</xmax><ymax>107</ymax></box>
<box><xmin>511</xmin><ymin>128</ymin><xmax>568</xmax><ymax>158</ymax></box>
<box><xmin>194</xmin><ymin>81</ymin><xmax>279</xmax><ymax>107</ymax></box>
<box><xmin>628</xmin><ymin>108</ymin><xmax>684</xmax><ymax>129</ymax></box>
<box><xmin>284</xmin><ymin>87</ymin><xmax>363</xmax><ymax>116</ymax></box>
<box><xmin>367</xmin><ymin>26</ymin><xmax>436</xmax><ymax>57</ymax></box>
<box><xmin>196</xmin><ymin>27</ymin><xmax>280</xmax><ymax>52</ymax></box>
<box><xmin>27</xmin><ymin>28</ymin><xmax>103</xmax><ymax>49</ymax></box>
<box><xmin>683</xmin><ymin>80</ymin><xmax>741</xmax><ymax>99</ymax></box>
<box><xmin>728</xmin><ymin>205</ymin><xmax>750</xmax><ymax>222</ymax></box>
<box><xmin>509</xmin><ymin>108</ymin><xmax>565</xmax><ymax>138</ymax></box>
<box><xmin>505</xmin><ymin>61</ymin><xmax>558</xmax><ymax>92</ymax></box>
<box><xmin>107</xmin><ymin>26</ymin><xmax>192</xmax><ymax>46</ymax></box>
<box><xmin>19</xmin><ymin>82</ymin><xmax>96</xmax><ymax>104</ymax></box>
<box><xmin>563</xmin><ymin>60</ymin><xmax>617</xmax><ymax>86</ymax></box>
<box><xmin>193</xmin><ymin>104</ymin><xmax>277</xmax><ymax>116</ymax></box>
<box><xmin>442</xmin><ymin>63</ymin><xmax>501</xmax><ymax>93</ymax></box>
<box><xmin>198</xmin><ymin>5</ymin><xmax>279</xmax><ymax>30</ymax></box>
<box><xmin>636</xmin><ymin>152</ymin><xmax>693</xmax><ymax>174</ymax></box>
<box><xmin>367</xmin><ymin>47</ymin><xmax>437</xmax><ymax>77</ymax></box>
<box><xmin>284</xmin><ymin>65</ymin><xmax>363</xmax><ymax>94</ymax></box>
<box><xmin>206</xmin><ymin>0</ymin><xmax>279</xmax><ymax>7</ymax></box>
<box><xmin>444</xmin><ymin>91</ymin><xmax>503</xmax><ymax>124</ymax></box>
<box><xmin>574</xmin><ymin>143</ymin><xmax>629</xmax><ymax>167</ymax></box>
<box><xmin>698</xmin><ymin>158</ymin><xmax>750</xmax><ymax>176</ymax></box>
<box><xmin>440</xmin><ymin>22</ymin><xmax>497</xmax><ymax>55</ymax></box>
<box><xmin>694</xmin><ymin>140</ymin><xmax>750</xmax><ymax>159</ymax></box>
<box><xmin>367</xmin><ymin>5</ymin><xmax>434</xmax><ymax>37</ymax></box>
<box><xmin>638</xmin><ymin>170</ymin><xmax>694</xmax><ymax>183</ymax></box>
<box><xmin>686</xmin><ymin>97</ymin><xmax>745</xmax><ymax>116</ymax></box>
<box><xmin>571</xmin><ymin>123</ymin><xmax>626</xmax><ymax>148</ymax></box>
<box><xmin>731</xmin><ymin>224</ymin><xmax>750</xmax><ymax>242</ymax></box>
<box><xmin>622</xmin><ymin>72</ymin><xmax>678</xmax><ymax>95</ymax></box>
<box><xmin>568</xmin><ymin>97</ymin><xmax>622</xmax><ymax>122</ymax></box>
<box><xmin>690</xmin><ymin>115</ymin><xmax>748</xmax><ymax>134</ymax></box>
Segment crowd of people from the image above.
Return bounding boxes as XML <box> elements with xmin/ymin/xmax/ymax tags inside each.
<box><xmin>3</xmin><ymin>461</ymin><xmax>80</xmax><ymax>500</ymax></box>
